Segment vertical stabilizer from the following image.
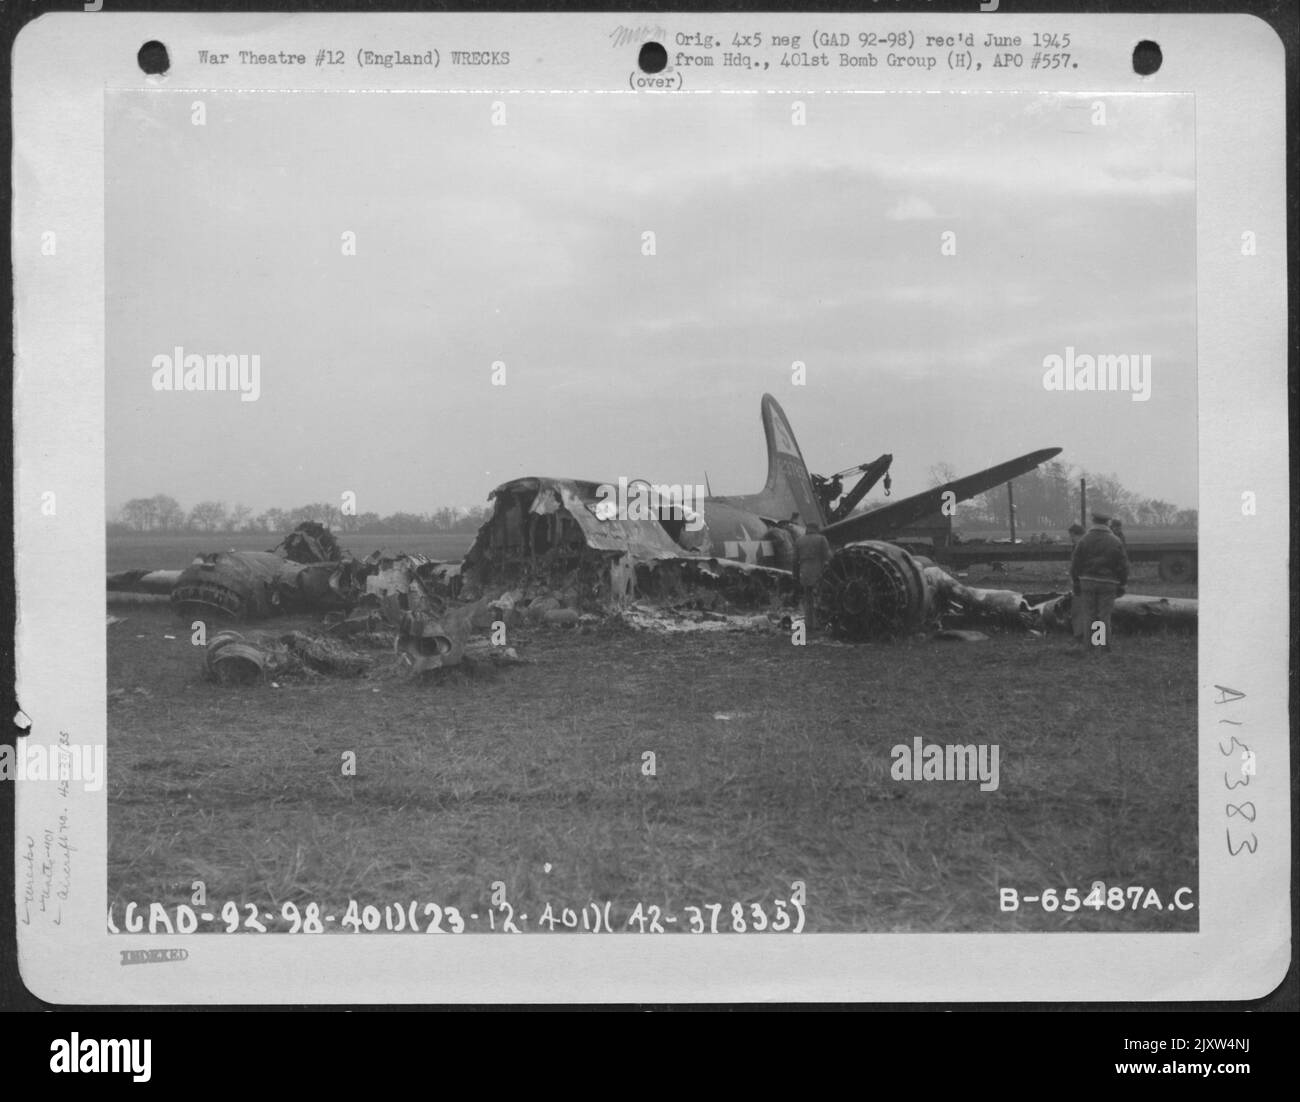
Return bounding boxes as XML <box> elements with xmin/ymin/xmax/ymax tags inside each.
<box><xmin>746</xmin><ymin>394</ymin><xmax>824</xmax><ymax>526</ymax></box>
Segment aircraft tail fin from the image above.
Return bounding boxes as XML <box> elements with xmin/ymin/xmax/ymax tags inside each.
<box><xmin>744</xmin><ymin>394</ymin><xmax>824</xmax><ymax>526</ymax></box>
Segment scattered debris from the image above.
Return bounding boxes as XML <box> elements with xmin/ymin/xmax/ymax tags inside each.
<box><xmin>202</xmin><ymin>597</ymin><xmax>531</xmax><ymax>687</ymax></box>
<box><xmin>818</xmin><ymin>540</ymin><xmax>1197</xmax><ymax>641</ymax></box>
<box><xmin>205</xmin><ymin>629</ymin><xmax>375</xmax><ymax>685</ymax></box>
<box><xmin>108</xmin><ymin>687</ymin><xmax>153</xmax><ymax>706</ymax></box>
<box><xmin>1030</xmin><ymin>592</ymin><xmax>1198</xmax><ymax>634</ymax></box>
<box><xmin>617</xmin><ymin>606</ymin><xmax>780</xmax><ymax>634</ymax></box>
<box><xmin>105</xmin><ymin>522</ymin><xmax>458</xmax><ymax>624</ymax></box>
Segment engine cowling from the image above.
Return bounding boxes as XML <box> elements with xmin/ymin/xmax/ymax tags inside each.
<box><xmin>815</xmin><ymin>541</ymin><xmax>933</xmax><ymax>640</ymax></box>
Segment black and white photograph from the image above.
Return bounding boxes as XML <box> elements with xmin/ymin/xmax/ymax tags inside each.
<box><xmin>102</xmin><ymin>86</ymin><xmax>1199</xmax><ymax>935</ymax></box>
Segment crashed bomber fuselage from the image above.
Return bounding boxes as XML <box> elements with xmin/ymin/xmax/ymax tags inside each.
<box><xmin>462</xmin><ymin>393</ymin><xmax>1063</xmax><ymax>585</ymax></box>
<box><xmin>110</xmin><ymin>395</ymin><xmax>1064</xmax><ymax>620</ymax></box>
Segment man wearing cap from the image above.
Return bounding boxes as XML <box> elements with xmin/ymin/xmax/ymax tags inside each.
<box><xmin>1108</xmin><ymin>517</ymin><xmax>1128</xmax><ymax>546</ymax></box>
<box><xmin>1069</xmin><ymin>513</ymin><xmax>1130</xmax><ymax>651</ymax></box>
<box><xmin>794</xmin><ymin>522</ymin><xmax>833</xmax><ymax>632</ymax></box>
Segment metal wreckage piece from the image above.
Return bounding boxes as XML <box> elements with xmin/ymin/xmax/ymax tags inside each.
<box><xmin>814</xmin><ymin>541</ymin><xmax>1198</xmax><ymax>641</ymax></box>
<box><xmin>170</xmin><ymin>522</ymin><xmax>374</xmax><ymax>620</ymax></box>
<box><xmin>118</xmin><ymin>503</ymin><xmax>1195</xmax><ymax>656</ymax></box>
<box><xmin>390</xmin><ymin>598</ymin><xmax>510</xmax><ymax>674</ymax></box>
<box><xmin>1030</xmin><ymin>592</ymin><xmax>1200</xmax><ymax>635</ymax></box>
<box><xmin>455</xmin><ymin>476</ymin><xmax>793</xmax><ymax>611</ymax></box>
<box><xmin>204</xmin><ymin>629</ymin><xmax>372</xmax><ymax>685</ymax></box>
<box><xmin>119</xmin><ymin>522</ymin><xmax>460</xmax><ymax>622</ymax></box>
<box><xmin>205</xmin><ymin>598</ymin><xmax>525</xmax><ymax>685</ymax></box>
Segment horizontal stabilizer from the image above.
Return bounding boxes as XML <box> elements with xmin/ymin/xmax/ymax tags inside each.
<box><xmin>822</xmin><ymin>448</ymin><xmax>1062</xmax><ymax>545</ymax></box>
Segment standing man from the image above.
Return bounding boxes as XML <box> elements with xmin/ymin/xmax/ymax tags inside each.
<box><xmin>1070</xmin><ymin>512</ymin><xmax>1130</xmax><ymax>652</ymax></box>
<box><xmin>1108</xmin><ymin>517</ymin><xmax>1128</xmax><ymax>546</ymax></box>
<box><xmin>794</xmin><ymin>522</ymin><xmax>833</xmax><ymax>632</ymax></box>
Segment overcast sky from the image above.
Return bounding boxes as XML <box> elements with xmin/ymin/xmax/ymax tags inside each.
<box><xmin>107</xmin><ymin>90</ymin><xmax>1196</xmax><ymax>518</ymax></box>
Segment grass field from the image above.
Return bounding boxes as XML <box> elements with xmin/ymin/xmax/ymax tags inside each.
<box><xmin>106</xmin><ymin>557</ymin><xmax>1197</xmax><ymax>934</ymax></box>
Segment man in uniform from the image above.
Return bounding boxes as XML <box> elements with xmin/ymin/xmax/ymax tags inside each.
<box><xmin>1069</xmin><ymin>512</ymin><xmax>1130</xmax><ymax>652</ymax></box>
<box><xmin>793</xmin><ymin>522</ymin><xmax>833</xmax><ymax>632</ymax></box>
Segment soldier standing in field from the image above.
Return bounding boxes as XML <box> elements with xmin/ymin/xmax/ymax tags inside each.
<box><xmin>794</xmin><ymin>522</ymin><xmax>833</xmax><ymax>632</ymax></box>
<box><xmin>1070</xmin><ymin>512</ymin><xmax>1130</xmax><ymax>652</ymax></box>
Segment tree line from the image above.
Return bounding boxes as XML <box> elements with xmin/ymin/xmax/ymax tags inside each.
<box><xmin>926</xmin><ymin>461</ymin><xmax>1197</xmax><ymax>530</ymax></box>
<box><xmin>110</xmin><ymin>463</ymin><xmax>1197</xmax><ymax>538</ymax></box>
<box><xmin>109</xmin><ymin>494</ymin><xmax>491</xmax><ymax>535</ymax></box>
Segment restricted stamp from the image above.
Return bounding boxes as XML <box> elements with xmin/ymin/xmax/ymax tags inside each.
<box><xmin>10</xmin><ymin>9</ymin><xmax>1289</xmax><ymax>1003</ymax></box>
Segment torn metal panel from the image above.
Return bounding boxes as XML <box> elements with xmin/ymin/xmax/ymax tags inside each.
<box><xmin>274</xmin><ymin>521</ymin><xmax>343</xmax><ymax>564</ymax></box>
<box><xmin>923</xmin><ymin>566</ymin><xmax>1034</xmax><ymax>629</ymax></box>
<box><xmin>466</xmin><ymin>478</ymin><xmax>687</xmax><ymax>564</ymax></box>
<box><xmin>461</xmin><ymin>476</ymin><xmax>787</xmax><ymax>610</ymax></box>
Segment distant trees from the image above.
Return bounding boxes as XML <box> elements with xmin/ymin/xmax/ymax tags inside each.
<box><xmin>256</xmin><ymin>507</ymin><xmax>288</xmax><ymax>533</ymax></box>
<box><xmin>110</xmin><ymin>496</ymin><xmax>491</xmax><ymax>535</ymax></box>
<box><xmin>226</xmin><ymin>503</ymin><xmax>253</xmax><ymax>531</ymax></box>
<box><xmin>924</xmin><ymin>462</ymin><xmax>1195</xmax><ymax>531</ymax></box>
<box><xmin>187</xmin><ymin>501</ymin><xmax>228</xmax><ymax>532</ymax></box>
<box><xmin>117</xmin><ymin>494</ymin><xmax>185</xmax><ymax>532</ymax></box>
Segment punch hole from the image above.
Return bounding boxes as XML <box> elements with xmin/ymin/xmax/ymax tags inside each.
<box><xmin>638</xmin><ymin>42</ymin><xmax>668</xmax><ymax>74</ymax></box>
<box><xmin>1132</xmin><ymin>40</ymin><xmax>1161</xmax><ymax>76</ymax></box>
<box><xmin>138</xmin><ymin>40</ymin><xmax>170</xmax><ymax>76</ymax></box>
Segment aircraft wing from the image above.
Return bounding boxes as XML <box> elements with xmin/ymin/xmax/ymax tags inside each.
<box><xmin>821</xmin><ymin>448</ymin><xmax>1063</xmax><ymax>546</ymax></box>
<box><xmin>107</xmin><ymin>569</ymin><xmax>183</xmax><ymax>594</ymax></box>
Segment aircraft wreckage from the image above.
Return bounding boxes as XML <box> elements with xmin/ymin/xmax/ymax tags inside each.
<box><xmin>812</xmin><ymin>539</ymin><xmax>1197</xmax><ymax>641</ymax></box>
<box><xmin>107</xmin><ymin>395</ymin><xmax>1196</xmax><ymax>643</ymax></box>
